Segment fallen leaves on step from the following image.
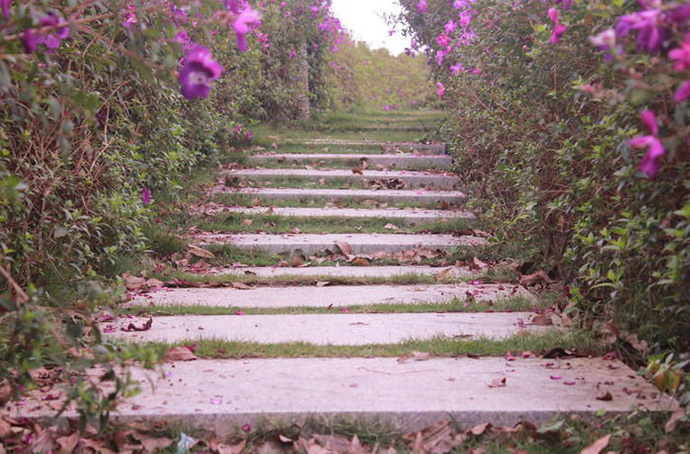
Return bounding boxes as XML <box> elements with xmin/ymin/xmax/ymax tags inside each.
<box><xmin>351</xmin><ymin>168</ymin><xmax>363</xmax><ymax>175</ymax></box>
<box><xmin>579</xmin><ymin>434</ymin><xmax>611</xmax><ymax>454</ymax></box>
<box><xmin>163</xmin><ymin>346</ymin><xmax>198</xmax><ymax>362</ymax></box>
<box><xmin>403</xmin><ymin>420</ymin><xmax>455</xmax><ymax>454</ymax></box>
<box><xmin>397</xmin><ymin>351</ymin><xmax>430</xmax><ymax>363</ymax></box>
<box><xmin>335</xmin><ymin>241</ymin><xmax>353</xmax><ymax>257</ymax></box>
<box><xmin>519</xmin><ymin>270</ymin><xmax>550</xmax><ymax>287</ymax></box>
<box><xmin>121</xmin><ymin>317</ymin><xmax>153</xmax><ymax>332</ymax></box>
<box><xmin>241</xmin><ymin>219</ymin><xmax>254</xmax><ymax>226</ymax></box>
<box><xmin>530</xmin><ymin>313</ymin><xmax>553</xmax><ymax>326</ymax></box>
<box><xmin>231</xmin><ymin>282</ymin><xmax>253</xmax><ymax>290</ymax></box>
<box><xmin>435</xmin><ymin>267</ymin><xmax>453</xmax><ymax>281</ymax></box>
<box><xmin>188</xmin><ymin>245</ymin><xmax>215</xmax><ymax>259</ymax></box>
<box><xmin>596</xmin><ymin>391</ymin><xmax>613</xmax><ymax>401</ymax></box>
<box><xmin>123</xmin><ymin>273</ymin><xmax>164</xmax><ymax>292</ymax></box>
<box><xmin>488</xmin><ymin>377</ymin><xmax>507</xmax><ymax>388</ymax></box>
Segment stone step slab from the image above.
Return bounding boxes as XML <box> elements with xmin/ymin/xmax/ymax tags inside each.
<box><xmin>107</xmin><ymin>312</ymin><xmax>553</xmax><ymax>345</ymax></box>
<box><xmin>4</xmin><ymin>357</ymin><xmax>676</xmax><ymax>435</ymax></box>
<box><xmin>194</xmin><ymin>233</ymin><xmax>488</xmax><ymax>256</ymax></box>
<box><xmin>207</xmin><ymin>265</ymin><xmax>482</xmax><ymax>279</ymax></box>
<box><xmin>225</xmin><ymin>169</ymin><xmax>460</xmax><ymax>189</ymax></box>
<box><xmin>249</xmin><ymin>153</ymin><xmax>452</xmax><ymax>169</ymax></box>
<box><xmin>212</xmin><ymin>187</ymin><xmax>467</xmax><ymax>204</ymax></box>
<box><xmin>128</xmin><ymin>283</ymin><xmax>535</xmax><ymax>308</ymax></box>
<box><xmin>193</xmin><ymin>206</ymin><xmax>475</xmax><ymax>225</ymax></box>
<box><xmin>291</xmin><ymin>140</ymin><xmax>447</xmax><ymax>154</ymax></box>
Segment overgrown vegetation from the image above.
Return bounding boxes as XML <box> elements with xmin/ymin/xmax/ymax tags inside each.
<box><xmin>396</xmin><ymin>0</ymin><xmax>689</xmax><ymax>360</ymax></box>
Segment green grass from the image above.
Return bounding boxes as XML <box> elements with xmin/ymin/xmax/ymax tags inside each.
<box><xmin>212</xmin><ymin>192</ymin><xmax>460</xmax><ymax>210</ymax></box>
<box><xmin>225</xmin><ymin>175</ymin><xmax>370</xmax><ymax>190</ymax></box>
<box><xmin>191</xmin><ymin>214</ymin><xmax>478</xmax><ymax>235</ymax></box>
<box><xmin>140</xmin><ymin>330</ymin><xmax>602</xmax><ymax>360</ymax></box>
<box><xmin>246</xmin><ymin>158</ymin><xmax>450</xmax><ymax>172</ymax></box>
<box><xmin>251</xmin><ymin>123</ymin><xmax>428</xmax><ymax>145</ymax></box>
<box><xmin>120</xmin><ymin>296</ymin><xmax>539</xmax><ymax>317</ymax></box>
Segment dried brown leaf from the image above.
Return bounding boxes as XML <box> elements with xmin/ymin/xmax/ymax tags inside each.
<box><xmin>121</xmin><ymin>317</ymin><xmax>153</xmax><ymax>332</ymax></box>
<box><xmin>163</xmin><ymin>346</ymin><xmax>198</xmax><ymax>362</ymax></box>
<box><xmin>335</xmin><ymin>241</ymin><xmax>353</xmax><ymax>256</ymax></box>
<box><xmin>189</xmin><ymin>245</ymin><xmax>215</xmax><ymax>259</ymax></box>
<box><xmin>596</xmin><ymin>391</ymin><xmax>613</xmax><ymax>402</ymax></box>
<box><xmin>351</xmin><ymin>168</ymin><xmax>363</xmax><ymax>175</ymax></box>
<box><xmin>56</xmin><ymin>432</ymin><xmax>80</xmax><ymax>454</ymax></box>
<box><xmin>351</xmin><ymin>258</ymin><xmax>371</xmax><ymax>267</ymax></box>
<box><xmin>531</xmin><ymin>314</ymin><xmax>553</xmax><ymax>326</ymax></box>
<box><xmin>316</xmin><ymin>281</ymin><xmax>330</xmax><ymax>287</ymax></box>
<box><xmin>215</xmin><ymin>439</ymin><xmax>246</xmax><ymax>454</ymax></box>
<box><xmin>488</xmin><ymin>378</ymin><xmax>507</xmax><ymax>388</ymax></box>
<box><xmin>397</xmin><ymin>351</ymin><xmax>430</xmax><ymax>363</ymax></box>
<box><xmin>241</xmin><ymin>219</ymin><xmax>254</xmax><ymax>226</ymax></box>
<box><xmin>231</xmin><ymin>282</ymin><xmax>253</xmax><ymax>290</ymax></box>
<box><xmin>519</xmin><ymin>271</ymin><xmax>550</xmax><ymax>287</ymax></box>
<box><xmin>468</xmin><ymin>423</ymin><xmax>492</xmax><ymax>437</ymax></box>
<box><xmin>579</xmin><ymin>435</ymin><xmax>611</xmax><ymax>454</ymax></box>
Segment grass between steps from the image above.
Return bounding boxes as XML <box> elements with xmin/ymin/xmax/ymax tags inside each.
<box><xmin>251</xmin><ymin>124</ymin><xmax>427</xmax><ymax>145</ymax></box>
<box><xmin>138</xmin><ymin>266</ymin><xmax>518</xmax><ymax>287</ymax></box>
<box><xmin>212</xmin><ymin>192</ymin><xmax>462</xmax><ymax>210</ymax></box>
<box><xmin>142</xmin><ymin>331</ymin><xmax>603</xmax><ymax>360</ymax></box>
<box><xmin>120</xmin><ymin>296</ymin><xmax>538</xmax><ymax>317</ymax></box>
<box><xmin>223</xmin><ymin>176</ymin><xmax>457</xmax><ymax>191</ymax></box>
<box><xmin>196</xmin><ymin>244</ymin><xmax>497</xmax><ymax>268</ymax></box>
<box><xmin>191</xmin><ymin>214</ymin><xmax>478</xmax><ymax>235</ymax></box>
<box><xmin>246</xmin><ymin>158</ymin><xmax>451</xmax><ymax>172</ymax></box>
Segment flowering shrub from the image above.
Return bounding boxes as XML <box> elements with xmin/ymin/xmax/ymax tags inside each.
<box><xmin>0</xmin><ymin>0</ymin><xmax>343</xmax><ymax>425</ymax></box>
<box><xmin>398</xmin><ymin>0</ymin><xmax>689</xmax><ymax>353</ymax></box>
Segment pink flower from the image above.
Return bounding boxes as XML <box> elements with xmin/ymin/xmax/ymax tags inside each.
<box><xmin>640</xmin><ymin>109</ymin><xmax>658</xmax><ymax>136</ymax></box>
<box><xmin>669</xmin><ymin>38</ymin><xmax>690</xmax><ymax>71</ymax></box>
<box><xmin>436</xmin><ymin>82</ymin><xmax>445</xmax><ymax>98</ymax></box>
<box><xmin>416</xmin><ymin>0</ymin><xmax>427</xmax><ymax>13</ymax></box>
<box><xmin>630</xmin><ymin>136</ymin><xmax>664</xmax><ymax>178</ymax></box>
<box><xmin>548</xmin><ymin>7</ymin><xmax>566</xmax><ymax>44</ymax></box>
<box><xmin>233</xmin><ymin>6</ymin><xmax>261</xmax><ymax>52</ymax></box>
<box><xmin>1</xmin><ymin>0</ymin><xmax>11</xmax><ymax>21</ymax></box>
<box><xmin>445</xmin><ymin>21</ymin><xmax>457</xmax><ymax>34</ymax></box>
<box><xmin>674</xmin><ymin>80</ymin><xmax>690</xmax><ymax>103</ymax></box>
<box><xmin>178</xmin><ymin>46</ymin><xmax>223</xmax><ymax>100</ymax></box>
<box><xmin>141</xmin><ymin>187</ymin><xmax>152</xmax><ymax>205</ymax></box>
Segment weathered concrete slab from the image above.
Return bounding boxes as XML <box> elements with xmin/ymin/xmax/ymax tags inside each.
<box><xmin>212</xmin><ymin>187</ymin><xmax>466</xmax><ymax>204</ymax></box>
<box><xmin>225</xmin><ymin>169</ymin><xmax>460</xmax><ymax>188</ymax></box>
<box><xmin>128</xmin><ymin>283</ymin><xmax>535</xmax><ymax>308</ymax></box>
<box><xmin>192</xmin><ymin>206</ymin><xmax>475</xmax><ymax>225</ymax></box>
<box><xmin>291</xmin><ymin>140</ymin><xmax>447</xmax><ymax>154</ymax></box>
<box><xmin>249</xmin><ymin>153</ymin><xmax>452</xmax><ymax>169</ymax></box>
<box><xmin>108</xmin><ymin>312</ymin><xmax>552</xmax><ymax>345</ymax></box>
<box><xmin>4</xmin><ymin>358</ymin><xmax>676</xmax><ymax>434</ymax></box>
<box><xmin>194</xmin><ymin>233</ymin><xmax>488</xmax><ymax>255</ymax></box>
<box><xmin>208</xmin><ymin>265</ymin><xmax>481</xmax><ymax>279</ymax></box>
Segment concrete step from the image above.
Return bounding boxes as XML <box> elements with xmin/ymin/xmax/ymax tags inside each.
<box><xmin>208</xmin><ymin>265</ymin><xmax>481</xmax><ymax>279</ymax></box>
<box><xmin>128</xmin><ymin>283</ymin><xmax>535</xmax><ymax>308</ymax></box>
<box><xmin>5</xmin><ymin>357</ymin><xmax>676</xmax><ymax>435</ymax></box>
<box><xmin>291</xmin><ymin>140</ymin><xmax>447</xmax><ymax>154</ymax></box>
<box><xmin>192</xmin><ymin>206</ymin><xmax>475</xmax><ymax>225</ymax></box>
<box><xmin>212</xmin><ymin>187</ymin><xmax>467</xmax><ymax>205</ymax></box>
<box><xmin>249</xmin><ymin>153</ymin><xmax>453</xmax><ymax>169</ymax></box>
<box><xmin>107</xmin><ymin>312</ymin><xmax>553</xmax><ymax>345</ymax></box>
<box><xmin>225</xmin><ymin>169</ymin><xmax>460</xmax><ymax>189</ymax></box>
<box><xmin>194</xmin><ymin>233</ymin><xmax>488</xmax><ymax>255</ymax></box>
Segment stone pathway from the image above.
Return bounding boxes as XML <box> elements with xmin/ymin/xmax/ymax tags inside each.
<box><xmin>4</xmin><ymin>112</ymin><xmax>676</xmax><ymax>432</ymax></box>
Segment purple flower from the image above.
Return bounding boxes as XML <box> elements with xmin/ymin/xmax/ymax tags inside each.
<box><xmin>141</xmin><ymin>187</ymin><xmax>152</xmax><ymax>205</ymax></box>
<box><xmin>1</xmin><ymin>0</ymin><xmax>11</xmax><ymax>21</ymax></box>
<box><xmin>233</xmin><ymin>6</ymin><xmax>261</xmax><ymax>52</ymax></box>
<box><xmin>640</xmin><ymin>109</ymin><xmax>658</xmax><ymax>135</ymax></box>
<box><xmin>416</xmin><ymin>0</ymin><xmax>427</xmax><ymax>13</ymax></box>
<box><xmin>22</xmin><ymin>29</ymin><xmax>39</xmax><ymax>54</ymax></box>
<box><xmin>590</xmin><ymin>29</ymin><xmax>618</xmax><ymax>61</ymax></box>
<box><xmin>615</xmin><ymin>9</ymin><xmax>667</xmax><ymax>53</ymax></box>
<box><xmin>548</xmin><ymin>7</ymin><xmax>566</xmax><ymax>44</ymax></box>
<box><xmin>669</xmin><ymin>39</ymin><xmax>690</xmax><ymax>71</ymax></box>
<box><xmin>174</xmin><ymin>29</ymin><xmax>192</xmax><ymax>51</ymax></box>
<box><xmin>436</xmin><ymin>82</ymin><xmax>445</xmax><ymax>98</ymax></box>
<box><xmin>450</xmin><ymin>62</ymin><xmax>465</xmax><ymax>75</ymax></box>
<box><xmin>445</xmin><ymin>20</ymin><xmax>457</xmax><ymax>34</ymax></box>
<box><xmin>630</xmin><ymin>110</ymin><xmax>665</xmax><ymax>178</ymax></box>
<box><xmin>675</xmin><ymin>80</ymin><xmax>690</xmax><ymax>103</ymax></box>
<box><xmin>178</xmin><ymin>46</ymin><xmax>223</xmax><ymax>100</ymax></box>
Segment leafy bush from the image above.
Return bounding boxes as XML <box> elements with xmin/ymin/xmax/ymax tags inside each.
<box><xmin>397</xmin><ymin>0</ymin><xmax>689</xmax><ymax>353</ymax></box>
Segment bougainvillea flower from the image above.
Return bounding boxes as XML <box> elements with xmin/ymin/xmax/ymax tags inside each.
<box><xmin>436</xmin><ymin>82</ymin><xmax>445</xmax><ymax>98</ymax></box>
<box><xmin>178</xmin><ymin>46</ymin><xmax>223</xmax><ymax>100</ymax></box>
<box><xmin>630</xmin><ymin>110</ymin><xmax>664</xmax><ymax>178</ymax></box>
<box><xmin>590</xmin><ymin>28</ymin><xmax>618</xmax><ymax>61</ymax></box>
<box><xmin>669</xmin><ymin>39</ymin><xmax>690</xmax><ymax>71</ymax></box>
<box><xmin>141</xmin><ymin>187</ymin><xmax>152</xmax><ymax>205</ymax></box>
<box><xmin>1</xmin><ymin>0</ymin><xmax>11</xmax><ymax>21</ymax></box>
<box><xmin>416</xmin><ymin>0</ymin><xmax>427</xmax><ymax>13</ymax></box>
<box><xmin>548</xmin><ymin>7</ymin><xmax>566</xmax><ymax>44</ymax></box>
<box><xmin>233</xmin><ymin>6</ymin><xmax>261</xmax><ymax>52</ymax></box>
<box><xmin>640</xmin><ymin>109</ymin><xmax>658</xmax><ymax>135</ymax></box>
<box><xmin>450</xmin><ymin>62</ymin><xmax>465</xmax><ymax>75</ymax></box>
<box><xmin>631</xmin><ymin>136</ymin><xmax>665</xmax><ymax>177</ymax></box>
<box><xmin>615</xmin><ymin>9</ymin><xmax>667</xmax><ymax>53</ymax></box>
<box><xmin>22</xmin><ymin>29</ymin><xmax>39</xmax><ymax>54</ymax></box>
<box><xmin>445</xmin><ymin>20</ymin><xmax>457</xmax><ymax>34</ymax></box>
<box><xmin>675</xmin><ymin>80</ymin><xmax>690</xmax><ymax>103</ymax></box>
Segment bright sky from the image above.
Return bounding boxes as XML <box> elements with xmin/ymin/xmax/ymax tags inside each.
<box><xmin>331</xmin><ymin>0</ymin><xmax>410</xmax><ymax>55</ymax></box>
